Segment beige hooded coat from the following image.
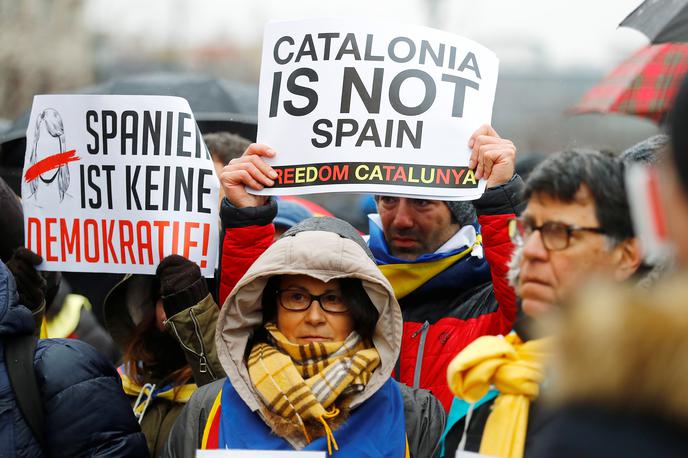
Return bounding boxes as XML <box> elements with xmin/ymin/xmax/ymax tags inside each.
<box><xmin>163</xmin><ymin>223</ymin><xmax>445</xmax><ymax>457</ymax></box>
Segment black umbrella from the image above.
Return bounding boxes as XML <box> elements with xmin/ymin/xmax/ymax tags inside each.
<box><xmin>620</xmin><ymin>0</ymin><xmax>688</xmax><ymax>43</ymax></box>
<box><xmin>0</xmin><ymin>72</ymin><xmax>258</xmax><ymax>192</ymax></box>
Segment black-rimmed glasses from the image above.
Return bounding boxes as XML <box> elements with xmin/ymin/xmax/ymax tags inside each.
<box><xmin>508</xmin><ymin>217</ymin><xmax>606</xmax><ymax>251</ymax></box>
<box><xmin>276</xmin><ymin>289</ymin><xmax>349</xmax><ymax>313</ymax></box>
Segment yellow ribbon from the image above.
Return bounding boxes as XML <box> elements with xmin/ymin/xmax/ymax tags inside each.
<box><xmin>446</xmin><ymin>333</ymin><xmax>550</xmax><ymax>458</ymax></box>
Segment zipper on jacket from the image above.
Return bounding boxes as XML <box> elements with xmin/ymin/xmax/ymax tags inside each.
<box><xmin>411</xmin><ymin>320</ymin><xmax>430</xmax><ymax>389</ymax></box>
<box><xmin>166</xmin><ymin>309</ymin><xmax>216</xmax><ymax>380</ymax></box>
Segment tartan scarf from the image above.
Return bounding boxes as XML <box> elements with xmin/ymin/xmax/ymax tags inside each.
<box><xmin>248</xmin><ymin>323</ymin><xmax>380</xmax><ymax>454</ymax></box>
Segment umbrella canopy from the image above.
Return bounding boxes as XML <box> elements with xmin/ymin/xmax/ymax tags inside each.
<box><xmin>620</xmin><ymin>0</ymin><xmax>688</xmax><ymax>44</ymax></box>
<box><xmin>570</xmin><ymin>43</ymin><xmax>688</xmax><ymax>123</ymax></box>
<box><xmin>0</xmin><ymin>72</ymin><xmax>258</xmax><ymax>192</ymax></box>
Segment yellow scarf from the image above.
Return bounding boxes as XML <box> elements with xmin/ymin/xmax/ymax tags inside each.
<box><xmin>446</xmin><ymin>333</ymin><xmax>551</xmax><ymax>458</ymax></box>
<box><xmin>248</xmin><ymin>323</ymin><xmax>380</xmax><ymax>454</ymax></box>
<box><xmin>378</xmin><ymin>235</ymin><xmax>482</xmax><ymax>300</ymax></box>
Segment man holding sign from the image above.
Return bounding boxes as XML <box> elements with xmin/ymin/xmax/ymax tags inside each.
<box><xmin>217</xmin><ymin>19</ymin><xmax>522</xmax><ymax>412</ymax></box>
<box><xmin>220</xmin><ymin>123</ymin><xmax>520</xmax><ymax>414</ymax></box>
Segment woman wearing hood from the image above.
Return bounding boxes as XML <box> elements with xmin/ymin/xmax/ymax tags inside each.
<box><xmin>164</xmin><ymin>147</ymin><xmax>445</xmax><ymax>457</ymax></box>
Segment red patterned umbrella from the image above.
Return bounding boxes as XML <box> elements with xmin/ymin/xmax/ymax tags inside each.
<box><xmin>570</xmin><ymin>43</ymin><xmax>688</xmax><ymax>123</ymax></box>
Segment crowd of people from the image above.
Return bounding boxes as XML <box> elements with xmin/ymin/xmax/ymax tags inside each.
<box><xmin>2</xmin><ymin>70</ymin><xmax>688</xmax><ymax>458</ymax></box>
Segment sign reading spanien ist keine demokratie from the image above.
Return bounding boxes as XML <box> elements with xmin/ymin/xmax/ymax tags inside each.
<box><xmin>253</xmin><ymin>18</ymin><xmax>499</xmax><ymax>200</ymax></box>
<box><xmin>21</xmin><ymin>95</ymin><xmax>220</xmax><ymax>276</ymax></box>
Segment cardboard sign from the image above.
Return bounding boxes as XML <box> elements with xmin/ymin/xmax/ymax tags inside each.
<box><xmin>196</xmin><ymin>451</ymin><xmax>325</xmax><ymax>458</ymax></box>
<box><xmin>21</xmin><ymin>95</ymin><xmax>220</xmax><ymax>276</ymax></box>
<box><xmin>254</xmin><ymin>18</ymin><xmax>499</xmax><ymax>200</ymax></box>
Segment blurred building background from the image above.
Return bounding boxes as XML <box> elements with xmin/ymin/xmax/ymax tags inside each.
<box><xmin>0</xmin><ymin>0</ymin><xmax>658</xmax><ymax>222</ymax></box>
<box><xmin>0</xmin><ymin>0</ymin><xmax>656</xmax><ymax>152</ymax></box>
<box><xmin>0</xmin><ymin>0</ymin><xmax>94</xmax><ymax>126</ymax></box>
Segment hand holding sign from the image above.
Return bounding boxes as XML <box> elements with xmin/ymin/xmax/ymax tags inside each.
<box><xmin>468</xmin><ymin>124</ymin><xmax>516</xmax><ymax>188</ymax></box>
<box><xmin>235</xmin><ymin>124</ymin><xmax>516</xmax><ymax>203</ymax></box>
<box><xmin>220</xmin><ymin>144</ymin><xmax>277</xmax><ymax>208</ymax></box>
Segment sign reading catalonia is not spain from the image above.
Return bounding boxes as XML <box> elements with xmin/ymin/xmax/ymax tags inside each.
<box><xmin>253</xmin><ymin>18</ymin><xmax>500</xmax><ymax>200</ymax></box>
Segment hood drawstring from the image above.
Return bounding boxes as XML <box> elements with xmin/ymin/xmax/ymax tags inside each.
<box><xmin>318</xmin><ymin>406</ymin><xmax>340</xmax><ymax>455</ymax></box>
<box><xmin>301</xmin><ymin>405</ymin><xmax>340</xmax><ymax>455</ymax></box>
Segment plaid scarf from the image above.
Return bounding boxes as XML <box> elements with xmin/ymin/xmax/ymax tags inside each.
<box><xmin>248</xmin><ymin>323</ymin><xmax>380</xmax><ymax>454</ymax></box>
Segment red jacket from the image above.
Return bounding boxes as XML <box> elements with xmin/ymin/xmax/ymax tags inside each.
<box><xmin>219</xmin><ymin>224</ymin><xmax>275</xmax><ymax>305</ymax></box>
<box><xmin>395</xmin><ymin>212</ymin><xmax>518</xmax><ymax>411</ymax></box>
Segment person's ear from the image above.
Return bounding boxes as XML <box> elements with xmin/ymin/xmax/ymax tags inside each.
<box><xmin>613</xmin><ymin>237</ymin><xmax>643</xmax><ymax>282</ymax></box>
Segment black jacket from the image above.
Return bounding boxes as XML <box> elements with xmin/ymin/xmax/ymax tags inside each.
<box><xmin>443</xmin><ymin>396</ymin><xmax>553</xmax><ymax>457</ymax></box>
<box><xmin>530</xmin><ymin>404</ymin><xmax>688</xmax><ymax>458</ymax></box>
<box><xmin>0</xmin><ymin>261</ymin><xmax>148</xmax><ymax>457</ymax></box>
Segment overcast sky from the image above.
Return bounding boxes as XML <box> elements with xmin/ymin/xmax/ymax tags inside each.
<box><xmin>85</xmin><ymin>0</ymin><xmax>649</xmax><ymax>72</ymax></box>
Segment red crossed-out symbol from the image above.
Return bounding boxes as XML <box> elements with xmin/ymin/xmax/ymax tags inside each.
<box><xmin>24</xmin><ymin>150</ymin><xmax>80</xmax><ymax>183</ymax></box>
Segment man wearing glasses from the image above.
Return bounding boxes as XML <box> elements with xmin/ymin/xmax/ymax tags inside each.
<box><xmin>443</xmin><ymin>148</ymin><xmax>648</xmax><ymax>457</ymax></box>
<box><xmin>510</xmin><ymin>149</ymin><xmax>645</xmax><ymax>319</ymax></box>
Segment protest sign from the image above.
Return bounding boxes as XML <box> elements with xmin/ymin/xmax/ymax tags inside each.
<box><xmin>254</xmin><ymin>18</ymin><xmax>499</xmax><ymax>200</ymax></box>
<box><xmin>21</xmin><ymin>95</ymin><xmax>220</xmax><ymax>276</ymax></box>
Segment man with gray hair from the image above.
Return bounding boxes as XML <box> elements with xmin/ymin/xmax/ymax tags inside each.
<box><xmin>443</xmin><ymin>146</ymin><xmax>656</xmax><ymax>457</ymax></box>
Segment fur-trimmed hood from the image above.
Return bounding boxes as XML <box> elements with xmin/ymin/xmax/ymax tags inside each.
<box><xmin>547</xmin><ymin>271</ymin><xmax>688</xmax><ymax>425</ymax></box>
<box><xmin>215</xmin><ymin>217</ymin><xmax>403</xmax><ymax>417</ymax></box>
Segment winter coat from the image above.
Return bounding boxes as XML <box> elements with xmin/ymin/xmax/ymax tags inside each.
<box><xmin>165</xmin><ymin>216</ymin><xmax>446</xmax><ymax>457</ymax></box>
<box><xmin>375</xmin><ymin>176</ymin><xmax>523</xmax><ymax>411</ymax></box>
<box><xmin>528</xmin><ymin>274</ymin><xmax>688</xmax><ymax>457</ymax></box>
<box><xmin>0</xmin><ymin>261</ymin><xmax>148</xmax><ymax>457</ymax></box>
<box><xmin>104</xmin><ymin>274</ymin><xmax>223</xmax><ymax>457</ymax></box>
<box><xmin>442</xmin><ymin>388</ymin><xmax>552</xmax><ymax>457</ymax></box>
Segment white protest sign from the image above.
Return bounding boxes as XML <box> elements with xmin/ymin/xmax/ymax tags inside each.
<box><xmin>197</xmin><ymin>451</ymin><xmax>325</xmax><ymax>458</ymax></box>
<box><xmin>21</xmin><ymin>95</ymin><xmax>220</xmax><ymax>276</ymax></box>
<box><xmin>254</xmin><ymin>18</ymin><xmax>499</xmax><ymax>200</ymax></box>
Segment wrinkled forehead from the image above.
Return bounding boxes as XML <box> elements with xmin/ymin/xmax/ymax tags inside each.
<box><xmin>524</xmin><ymin>186</ymin><xmax>599</xmax><ymax>227</ymax></box>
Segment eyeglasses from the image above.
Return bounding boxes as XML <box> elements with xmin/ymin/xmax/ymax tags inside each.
<box><xmin>276</xmin><ymin>289</ymin><xmax>349</xmax><ymax>313</ymax></box>
<box><xmin>508</xmin><ymin>217</ymin><xmax>607</xmax><ymax>251</ymax></box>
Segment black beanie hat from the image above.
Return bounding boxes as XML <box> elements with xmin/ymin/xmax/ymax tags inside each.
<box><xmin>445</xmin><ymin>200</ymin><xmax>477</xmax><ymax>227</ymax></box>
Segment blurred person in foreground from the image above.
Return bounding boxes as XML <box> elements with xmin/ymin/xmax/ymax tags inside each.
<box><xmin>444</xmin><ymin>147</ymin><xmax>657</xmax><ymax>458</ymax></box>
<box><xmin>526</xmin><ymin>77</ymin><xmax>688</xmax><ymax>458</ymax></box>
<box><xmin>214</xmin><ymin>125</ymin><xmax>522</xmax><ymax>411</ymax></box>
<box><xmin>0</xmin><ymin>258</ymin><xmax>148</xmax><ymax>456</ymax></box>
<box><xmin>164</xmin><ymin>214</ymin><xmax>445</xmax><ymax>457</ymax></box>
